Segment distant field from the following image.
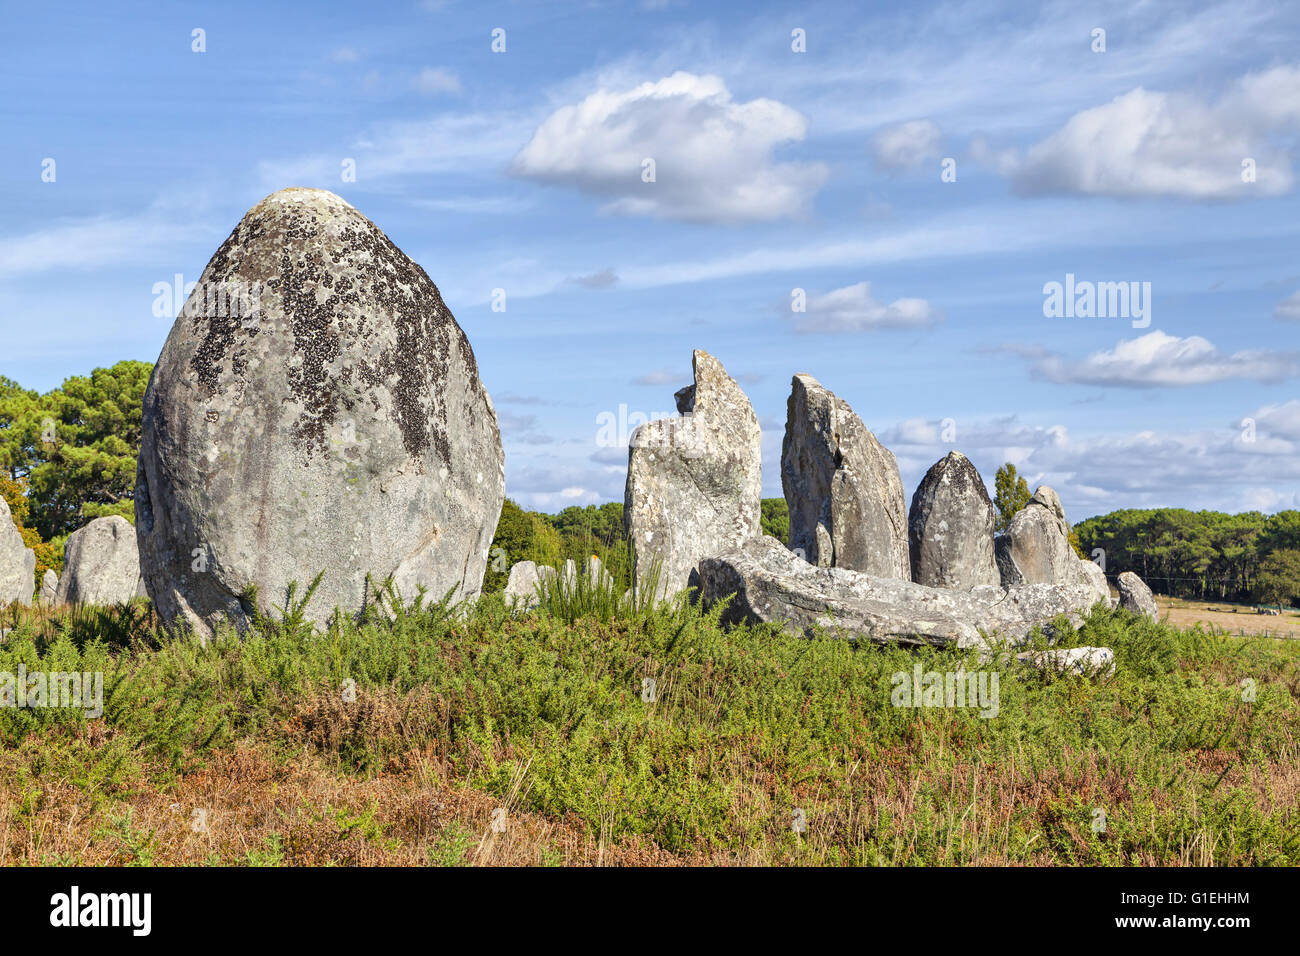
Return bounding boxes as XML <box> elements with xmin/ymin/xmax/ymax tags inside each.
<box><xmin>1157</xmin><ymin>596</ymin><xmax>1300</xmax><ymax>640</ymax></box>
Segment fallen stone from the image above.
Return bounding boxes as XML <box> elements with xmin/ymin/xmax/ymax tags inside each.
<box><xmin>907</xmin><ymin>451</ymin><xmax>1000</xmax><ymax>589</ymax></box>
<box><xmin>781</xmin><ymin>374</ymin><xmax>909</xmax><ymax>578</ymax></box>
<box><xmin>55</xmin><ymin>516</ymin><xmax>145</xmax><ymax>606</ymax></box>
<box><xmin>698</xmin><ymin>535</ymin><xmax>1109</xmax><ymax>649</ymax></box>
<box><xmin>1116</xmin><ymin>571</ymin><xmax>1159</xmax><ymax>621</ymax></box>
<box><xmin>625</xmin><ymin>350</ymin><xmax>762</xmax><ymax>597</ymax></box>
<box><xmin>135</xmin><ymin>188</ymin><xmax>505</xmax><ymax>637</ymax></box>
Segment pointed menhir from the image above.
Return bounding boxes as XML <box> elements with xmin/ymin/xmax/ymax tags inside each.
<box><xmin>780</xmin><ymin>373</ymin><xmax>909</xmax><ymax>578</ymax></box>
<box><xmin>624</xmin><ymin>350</ymin><xmax>763</xmax><ymax>598</ymax></box>
<box><xmin>907</xmin><ymin>451</ymin><xmax>1000</xmax><ymax>589</ymax></box>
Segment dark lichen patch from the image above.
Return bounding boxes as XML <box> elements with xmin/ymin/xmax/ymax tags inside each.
<box><xmin>181</xmin><ymin>197</ymin><xmax>491</xmax><ymax>469</ymax></box>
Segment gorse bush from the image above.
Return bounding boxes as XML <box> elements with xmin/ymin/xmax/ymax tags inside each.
<box><xmin>2</xmin><ymin>583</ymin><xmax>1297</xmax><ymax>865</ymax></box>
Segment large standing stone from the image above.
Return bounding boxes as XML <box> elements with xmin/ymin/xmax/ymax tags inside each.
<box><xmin>698</xmin><ymin>535</ymin><xmax>1108</xmax><ymax>648</ymax></box>
<box><xmin>136</xmin><ymin>188</ymin><xmax>505</xmax><ymax>636</ymax></box>
<box><xmin>40</xmin><ymin>569</ymin><xmax>59</xmax><ymax>606</ymax></box>
<box><xmin>907</xmin><ymin>451</ymin><xmax>1000</xmax><ymax>589</ymax></box>
<box><xmin>56</xmin><ymin>516</ymin><xmax>145</xmax><ymax>605</ymax></box>
<box><xmin>1116</xmin><ymin>571</ymin><xmax>1158</xmax><ymax>621</ymax></box>
<box><xmin>0</xmin><ymin>498</ymin><xmax>34</xmax><ymax>607</ymax></box>
<box><xmin>781</xmin><ymin>374</ymin><xmax>909</xmax><ymax>578</ymax></box>
<box><xmin>624</xmin><ymin>350</ymin><xmax>762</xmax><ymax>597</ymax></box>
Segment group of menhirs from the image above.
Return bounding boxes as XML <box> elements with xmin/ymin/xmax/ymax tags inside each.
<box><xmin>0</xmin><ymin>665</ymin><xmax>102</xmax><ymax>718</ymax></box>
<box><xmin>49</xmin><ymin>887</ymin><xmax>151</xmax><ymax>936</ymax></box>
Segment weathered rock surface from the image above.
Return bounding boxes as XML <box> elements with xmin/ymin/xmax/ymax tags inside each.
<box><xmin>0</xmin><ymin>498</ymin><xmax>34</xmax><ymax>607</ymax></box>
<box><xmin>55</xmin><ymin>516</ymin><xmax>145</xmax><ymax>605</ymax></box>
<box><xmin>625</xmin><ymin>350</ymin><xmax>762</xmax><ymax>597</ymax></box>
<box><xmin>907</xmin><ymin>452</ymin><xmax>1000</xmax><ymax>589</ymax></box>
<box><xmin>1116</xmin><ymin>571</ymin><xmax>1158</xmax><ymax>621</ymax></box>
<box><xmin>503</xmin><ymin>560</ymin><xmax>556</xmax><ymax>610</ymax></box>
<box><xmin>698</xmin><ymin>535</ymin><xmax>1109</xmax><ymax>648</ymax></box>
<box><xmin>782</xmin><ymin>374</ymin><xmax>909</xmax><ymax>578</ymax></box>
<box><xmin>136</xmin><ymin>188</ymin><xmax>505</xmax><ymax>636</ymax></box>
<box><xmin>40</xmin><ymin>570</ymin><xmax>59</xmax><ymax>605</ymax></box>
<box><xmin>995</xmin><ymin>486</ymin><xmax>1075</xmax><ymax>586</ymax></box>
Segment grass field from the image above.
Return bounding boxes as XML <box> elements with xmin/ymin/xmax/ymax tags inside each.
<box><xmin>1158</xmin><ymin>596</ymin><xmax>1300</xmax><ymax>640</ymax></box>
<box><xmin>1</xmin><ymin>587</ymin><xmax>1298</xmax><ymax>866</ymax></box>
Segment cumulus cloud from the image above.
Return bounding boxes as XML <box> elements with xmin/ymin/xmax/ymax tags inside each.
<box><xmin>1007</xmin><ymin>66</ymin><xmax>1300</xmax><ymax>199</ymax></box>
<box><xmin>870</xmin><ymin>119</ymin><xmax>942</xmax><ymax>171</ymax></box>
<box><xmin>1274</xmin><ymin>290</ymin><xmax>1300</xmax><ymax>320</ymax></box>
<box><xmin>413</xmin><ymin>67</ymin><xmax>461</xmax><ymax>95</ymax></box>
<box><xmin>793</xmin><ymin>281</ymin><xmax>940</xmax><ymax>333</ymax></box>
<box><xmin>509</xmin><ymin>71</ymin><xmax>828</xmax><ymax>223</ymax></box>
<box><xmin>999</xmin><ymin>330</ymin><xmax>1300</xmax><ymax>387</ymax></box>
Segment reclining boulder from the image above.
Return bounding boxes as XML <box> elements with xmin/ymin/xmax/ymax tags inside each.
<box><xmin>699</xmin><ymin>535</ymin><xmax>1110</xmax><ymax>649</ymax></box>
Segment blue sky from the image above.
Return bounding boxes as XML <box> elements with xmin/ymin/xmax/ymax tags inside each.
<box><xmin>3</xmin><ymin>0</ymin><xmax>1299</xmax><ymax>520</ymax></box>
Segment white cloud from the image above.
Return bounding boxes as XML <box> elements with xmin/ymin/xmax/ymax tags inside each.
<box><xmin>413</xmin><ymin>67</ymin><xmax>461</xmax><ymax>95</ymax></box>
<box><xmin>878</xmin><ymin>408</ymin><xmax>1300</xmax><ymax>521</ymax></box>
<box><xmin>1008</xmin><ymin>66</ymin><xmax>1300</xmax><ymax>199</ymax></box>
<box><xmin>1274</xmin><ymin>290</ymin><xmax>1300</xmax><ymax>320</ymax></box>
<box><xmin>1250</xmin><ymin>399</ymin><xmax>1300</xmax><ymax>441</ymax></box>
<box><xmin>870</xmin><ymin>119</ymin><xmax>941</xmax><ymax>171</ymax></box>
<box><xmin>509</xmin><ymin>71</ymin><xmax>828</xmax><ymax>223</ymax></box>
<box><xmin>0</xmin><ymin>204</ymin><xmax>206</xmax><ymax>279</ymax></box>
<box><xmin>329</xmin><ymin>47</ymin><xmax>361</xmax><ymax>63</ymax></box>
<box><xmin>1004</xmin><ymin>330</ymin><xmax>1300</xmax><ymax>387</ymax></box>
<box><xmin>793</xmin><ymin>281</ymin><xmax>940</xmax><ymax>333</ymax></box>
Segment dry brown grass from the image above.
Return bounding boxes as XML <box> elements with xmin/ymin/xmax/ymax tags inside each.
<box><xmin>0</xmin><ymin>735</ymin><xmax>711</xmax><ymax>867</ymax></box>
<box><xmin>1159</xmin><ymin>597</ymin><xmax>1300</xmax><ymax>639</ymax></box>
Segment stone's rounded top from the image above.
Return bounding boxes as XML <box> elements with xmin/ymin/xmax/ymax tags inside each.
<box><xmin>945</xmin><ymin>450</ymin><xmax>969</xmax><ymax>462</ymax></box>
<box><xmin>248</xmin><ymin>187</ymin><xmax>357</xmax><ymax>218</ymax></box>
<box><xmin>1030</xmin><ymin>485</ymin><xmax>1066</xmax><ymax>522</ymax></box>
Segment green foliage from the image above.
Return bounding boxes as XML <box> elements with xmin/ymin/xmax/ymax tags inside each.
<box><xmin>1255</xmin><ymin>549</ymin><xmax>1300</xmax><ymax>609</ymax></box>
<box><xmin>486</xmin><ymin>500</ymin><xmax>630</xmax><ymax>594</ymax></box>
<box><xmin>0</xmin><ymin>361</ymin><xmax>152</xmax><ymax>543</ymax></box>
<box><xmin>483</xmin><ymin>499</ymin><xmax>563</xmax><ymax>593</ymax></box>
<box><xmin>27</xmin><ymin>361</ymin><xmax>152</xmax><ymax>539</ymax></box>
<box><xmin>1075</xmin><ymin>508</ymin><xmax>1300</xmax><ymax>605</ymax></box>
<box><xmin>760</xmin><ymin>497</ymin><xmax>789</xmax><ymax>543</ymax></box>
<box><xmin>993</xmin><ymin>462</ymin><xmax>1031</xmax><ymax>532</ymax></box>
<box><xmin>3</xmin><ymin>592</ymin><xmax>1297</xmax><ymax>865</ymax></box>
